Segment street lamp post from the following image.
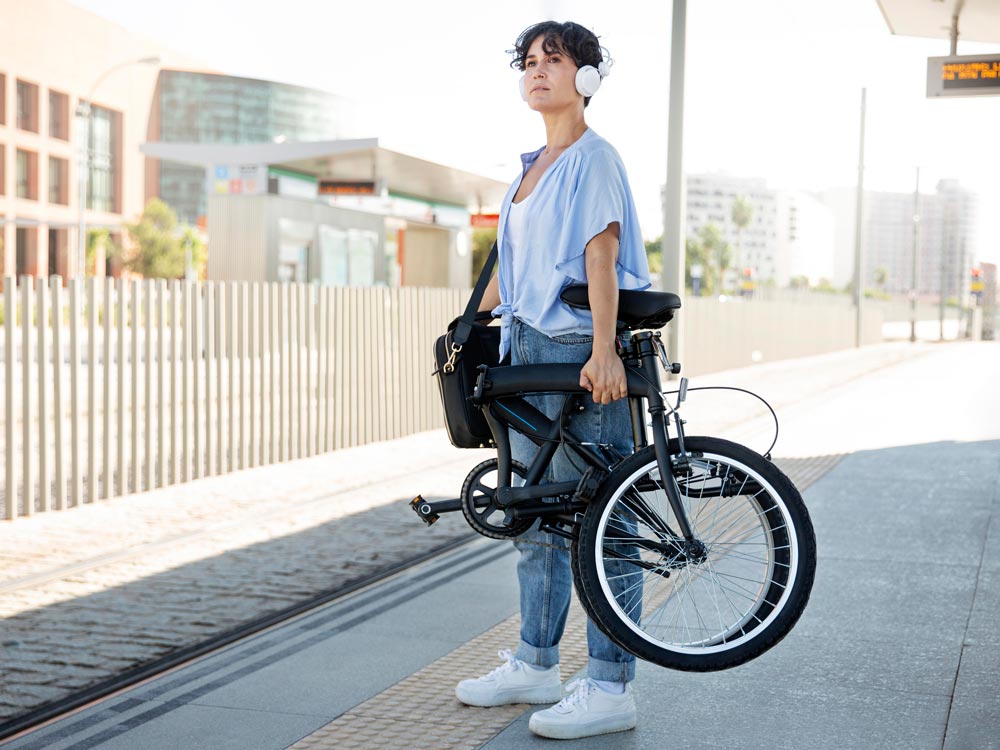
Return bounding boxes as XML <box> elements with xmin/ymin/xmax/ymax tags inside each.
<box><xmin>662</xmin><ymin>0</ymin><xmax>687</xmax><ymax>370</ymax></box>
<box><xmin>910</xmin><ymin>167</ymin><xmax>920</xmax><ymax>343</ymax></box>
<box><xmin>852</xmin><ymin>88</ymin><xmax>867</xmax><ymax>349</ymax></box>
<box><xmin>76</xmin><ymin>56</ymin><xmax>160</xmax><ymax>278</ymax></box>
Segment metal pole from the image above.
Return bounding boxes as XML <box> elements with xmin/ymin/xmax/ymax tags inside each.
<box><xmin>662</xmin><ymin>0</ymin><xmax>687</xmax><ymax>369</ymax></box>
<box><xmin>76</xmin><ymin>103</ymin><xmax>90</xmax><ymax>278</ymax></box>
<box><xmin>939</xmin><ymin>201</ymin><xmax>948</xmax><ymax>341</ymax></box>
<box><xmin>910</xmin><ymin>167</ymin><xmax>920</xmax><ymax>343</ymax></box>
<box><xmin>74</xmin><ymin>57</ymin><xmax>160</xmax><ymax>280</ymax></box>
<box><xmin>852</xmin><ymin>88</ymin><xmax>866</xmax><ymax>348</ymax></box>
<box><xmin>957</xmin><ymin>236</ymin><xmax>967</xmax><ymax>338</ymax></box>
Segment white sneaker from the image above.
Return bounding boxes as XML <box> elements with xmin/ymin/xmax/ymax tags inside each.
<box><xmin>455</xmin><ymin>649</ymin><xmax>563</xmax><ymax>707</ymax></box>
<box><xmin>528</xmin><ymin>677</ymin><xmax>637</xmax><ymax>739</ymax></box>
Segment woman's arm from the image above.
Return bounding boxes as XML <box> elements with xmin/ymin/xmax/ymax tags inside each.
<box><xmin>478</xmin><ymin>272</ymin><xmax>501</xmax><ymax>313</ymax></box>
<box><xmin>579</xmin><ymin>223</ymin><xmax>627</xmax><ymax>404</ymax></box>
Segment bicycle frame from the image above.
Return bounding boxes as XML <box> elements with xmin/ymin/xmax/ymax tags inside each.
<box><xmin>413</xmin><ymin>330</ymin><xmax>699</xmax><ymax>544</ymax></box>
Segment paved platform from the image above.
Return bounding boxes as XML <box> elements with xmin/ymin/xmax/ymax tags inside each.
<box><xmin>2</xmin><ymin>341</ymin><xmax>998</xmax><ymax>749</ymax></box>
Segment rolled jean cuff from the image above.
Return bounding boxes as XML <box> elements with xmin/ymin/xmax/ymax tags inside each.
<box><xmin>587</xmin><ymin>655</ymin><xmax>636</xmax><ymax>683</ymax></box>
<box><xmin>516</xmin><ymin>640</ymin><xmax>560</xmax><ymax>669</ymax></box>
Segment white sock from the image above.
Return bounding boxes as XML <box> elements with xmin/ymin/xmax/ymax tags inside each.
<box><xmin>525</xmin><ymin>662</ymin><xmax>552</xmax><ymax>671</ymax></box>
<box><xmin>593</xmin><ymin>679</ymin><xmax>626</xmax><ymax>694</ymax></box>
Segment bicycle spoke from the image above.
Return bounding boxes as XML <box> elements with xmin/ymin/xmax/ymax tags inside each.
<box><xmin>703</xmin><ymin>558</ymin><xmax>755</xmax><ymax>639</ymax></box>
<box><xmin>582</xmin><ymin>440</ymin><xmax>811</xmax><ymax>663</ymax></box>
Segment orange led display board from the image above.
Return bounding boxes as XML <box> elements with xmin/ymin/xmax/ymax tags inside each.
<box><xmin>318</xmin><ymin>180</ymin><xmax>378</xmax><ymax>195</ymax></box>
<box><xmin>927</xmin><ymin>55</ymin><xmax>1000</xmax><ymax>98</ymax></box>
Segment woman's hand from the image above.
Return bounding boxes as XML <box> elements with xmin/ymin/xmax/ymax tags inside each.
<box><xmin>580</xmin><ymin>344</ymin><xmax>627</xmax><ymax>404</ymax></box>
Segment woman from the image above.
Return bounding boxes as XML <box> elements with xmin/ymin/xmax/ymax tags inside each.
<box><xmin>454</xmin><ymin>21</ymin><xmax>651</xmax><ymax>740</ymax></box>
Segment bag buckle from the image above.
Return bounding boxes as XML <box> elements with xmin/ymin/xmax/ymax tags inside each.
<box><xmin>443</xmin><ymin>342</ymin><xmax>463</xmax><ymax>374</ymax></box>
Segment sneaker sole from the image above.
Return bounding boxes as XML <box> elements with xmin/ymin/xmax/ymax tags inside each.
<box><xmin>455</xmin><ymin>685</ymin><xmax>564</xmax><ymax>708</ymax></box>
<box><xmin>528</xmin><ymin>714</ymin><xmax>637</xmax><ymax>739</ymax></box>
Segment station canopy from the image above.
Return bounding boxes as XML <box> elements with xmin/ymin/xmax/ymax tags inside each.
<box><xmin>876</xmin><ymin>0</ymin><xmax>1000</xmax><ymax>44</ymax></box>
<box><xmin>140</xmin><ymin>138</ymin><xmax>508</xmax><ymax>211</ymax></box>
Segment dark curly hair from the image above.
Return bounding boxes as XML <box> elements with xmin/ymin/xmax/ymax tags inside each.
<box><xmin>509</xmin><ymin>21</ymin><xmax>605</xmax><ymax>107</ymax></box>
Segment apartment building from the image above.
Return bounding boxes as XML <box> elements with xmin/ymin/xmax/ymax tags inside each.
<box><xmin>821</xmin><ymin>180</ymin><xmax>979</xmax><ymax>296</ymax></box>
<box><xmin>0</xmin><ymin>0</ymin><xmax>194</xmax><ymax>278</ymax></box>
<box><xmin>685</xmin><ymin>173</ymin><xmax>835</xmax><ymax>287</ymax></box>
<box><xmin>1</xmin><ymin>0</ymin><xmax>501</xmax><ymax>288</ymax></box>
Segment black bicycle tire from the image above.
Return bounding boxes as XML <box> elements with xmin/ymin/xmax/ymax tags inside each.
<box><xmin>572</xmin><ymin>437</ymin><xmax>817</xmax><ymax>672</ymax></box>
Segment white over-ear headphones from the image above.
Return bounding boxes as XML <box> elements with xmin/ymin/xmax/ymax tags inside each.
<box><xmin>575</xmin><ymin>57</ymin><xmax>612</xmax><ymax>97</ymax></box>
<box><xmin>519</xmin><ymin>50</ymin><xmax>613</xmax><ymax>101</ymax></box>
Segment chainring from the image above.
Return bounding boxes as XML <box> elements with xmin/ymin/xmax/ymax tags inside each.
<box><xmin>460</xmin><ymin>459</ymin><xmax>533</xmax><ymax>539</ymax></box>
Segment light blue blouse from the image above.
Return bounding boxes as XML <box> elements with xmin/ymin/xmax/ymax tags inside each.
<box><xmin>494</xmin><ymin>128</ymin><xmax>651</xmax><ymax>360</ymax></box>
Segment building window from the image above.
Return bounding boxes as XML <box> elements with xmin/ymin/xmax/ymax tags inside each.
<box><xmin>16</xmin><ymin>149</ymin><xmax>38</xmax><ymax>199</ymax></box>
<box><xmin>83</xmin><ymin>103</ymin><xmax>122</xmax><ymax>213</ymax></box>
<box><xmin>49</xmin><ymin>90</ymin><xmax>70</xmax><ymax>140</ymax></box>
<box><xmin>16</xmin><ymin>79</ymin><xmax>40</xmax><ymax>132</ymax></box>
<box><xmin>48</xmin><ymin>156</ymin><xmax>69</xmax><ymax>204</ymax></box>
<box><xmin>48</xmin><ymin>228</ymin><xmax>69</xmax><ymax>277</ymax></box>
<box><xmin>16</xmin><ymin>227</ymin><xmax>36</xmax><ymax>276</ymax></box>
<box><xmin>0</xmin><ymin>73</ymin><xmax>6</xmax><ymax>124</ymax></box>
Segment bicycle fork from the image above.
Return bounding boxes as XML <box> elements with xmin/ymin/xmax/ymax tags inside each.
<box><xmin>632</xmin><ymin>331</ymin><xmax>700</xmax><ymax>547</ymax></box>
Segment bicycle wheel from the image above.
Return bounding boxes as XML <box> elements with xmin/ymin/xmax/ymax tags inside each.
<box><xmin>572</xmin><ymin>436</ymin><xmax>816</xmax><ymax>671</ymax></box>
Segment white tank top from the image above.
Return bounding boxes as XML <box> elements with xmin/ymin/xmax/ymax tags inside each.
<box><xmin>505</xmin><ymin>193</ymin><xmax>531</xmax><ymax>257</ymax></box>
<box><xmin>503</xmin><ymin>191</ymin><xmax>535</xmax><ymax>276</ymax></box>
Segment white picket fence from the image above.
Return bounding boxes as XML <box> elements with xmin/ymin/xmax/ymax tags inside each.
<box><xmin>1</xmin><ymin>276</ymin><xmax>462</xmax><ymax>520</ymax></box>
<box><xmin>2</xmin><ymin>274</ymin><xmax>906</xmax><ymax>522</ymax></box>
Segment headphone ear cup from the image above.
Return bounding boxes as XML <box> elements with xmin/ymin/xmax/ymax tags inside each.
<box><xmin>519</xmin><ymin>74</ymin><xmax>528</xmax><ymax>102</ymax></box>
<box><xmin>575</xmin><ymin>65</ymin><xmax>602</xmax><ymax>98</ymax></box>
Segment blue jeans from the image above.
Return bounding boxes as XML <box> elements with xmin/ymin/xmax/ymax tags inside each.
<box><xmin>509</xmin><ymin>318</ymin><xmax>637</xmax><ymax>683</ymax></box>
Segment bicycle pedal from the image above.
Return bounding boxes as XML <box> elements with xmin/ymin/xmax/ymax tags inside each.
<box><xmin>409</xmin><ymin>495</ymin><xmax>440</xmax><ymax>527</ymax></box>
<box><xmin>573</xmin><ymin>467</ymin><xmax>606</xmax><ymax>504</ymax></box>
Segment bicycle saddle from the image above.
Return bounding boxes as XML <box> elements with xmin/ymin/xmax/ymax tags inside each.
<box><xmin>560</xmin><ymin>284</ymin><xmax>682</xmax><ymax>330</ymax></box>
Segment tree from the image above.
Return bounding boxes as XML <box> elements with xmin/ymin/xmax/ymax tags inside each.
<box><xmin>470</xmin><ymin>228</ymin><xmax>498</xmax><ymax>280</ymax></box>
<box><xmin>87</xmin><ymin>228</ymin><xmax>120</xmax><ymax>276</ymax></box>
<box><xmin>731</xmin><ymin>195</ymin><xmax>753</xmax><ymax>257</ymax></box>
<box><xmin>699</xmin><ymin>223</ymin><xmax>732</xmax><ymax>294</ymax></box>
<box><xmin>180</xmin><ymin>226</ymin><xmax>208</xmax><ymax>280</ymax></box>
<box><xmin>649</xmin><ymin>230</ymin><xmax>729</xmax><ymax>295</ymax></box>
<box><xmin>873</xmin><ymin>266</ymin><xmax>888</xmax><ymax>289</ymax></box>
<box><xmin>685</xmin><ymin>237</ymin><xmax>710</xmax><ymax>294</ymax></box>
<box><xmin>644</xmin><ymin>237</ymin><xmax>662</xmax><ymax>276</ymax></box>
<box><xmin>123</xmin><ymin>199</ymin><xmax>204</xmax><ymax>279</ymax></box>
<box><xmin>788</xmin><ymin>275</ymin><xmax>809</xmax><ymax>290</ymax></box>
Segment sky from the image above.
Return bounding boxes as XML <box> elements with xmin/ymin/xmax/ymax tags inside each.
<box><xmin>70</xmin><ymin>0</ymin><xmax>1000</xmax><ymax>262</ymax></box>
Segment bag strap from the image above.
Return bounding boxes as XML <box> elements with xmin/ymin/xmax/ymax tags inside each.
<box><xmin>453</xmin><ymin>241</ymin><xmax>498</xmax><ymax>347</ymax></box>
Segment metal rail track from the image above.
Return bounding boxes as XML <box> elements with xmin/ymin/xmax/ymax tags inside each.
<box><xmin>0</xmin><ymin>532</ymin><xmax>478</xmax><ymax>744</ymax></box>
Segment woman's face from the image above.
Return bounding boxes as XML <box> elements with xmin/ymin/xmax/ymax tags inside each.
<box><xmin>523</xmin><ymin>34</ymin><xmax>581</xmax><ymax>112</ymax></box>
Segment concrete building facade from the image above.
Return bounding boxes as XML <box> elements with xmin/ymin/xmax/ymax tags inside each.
<box><xmin>777</xmin><ymin>190</ymin><xmax>836</xmax><ymax>286</ymax></box>
<box><xmin>821</xmin><ymin>180</ymin><xmax>979</xmax><ymax>297</ymax></box>
<box><xmin>147</xmin><ymin>70</ymin><xmax>364</xmax><ymax>225</ymax></box>
<box><xmin>1</xmin><ymin>0</ymin><xmax>502</xmax><ymax>288</ymax></box>
<box><xmin>685</xmin><ymin>173</ymin><xmax>835</xmax><ymax>288</ymax></box>
<box><xmin>141</xmin><ymin>139</ymin><xmax>505</xmax><ymax>289</ymax></box>
<box><xmin>0</xmin><ymin>0</ymin><xmax>187</xmax><ymax>279</ymax></box>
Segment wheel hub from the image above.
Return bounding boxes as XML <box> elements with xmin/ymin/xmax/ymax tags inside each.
<box><xmin>683</xmin><ymin>539</ymin><xmax>709</xmax><ymax>565</ymax></box>
<box><xmin>654</xmin><ymin>538</ymin><xmax>708</xmax><ymax>568</ymax></box>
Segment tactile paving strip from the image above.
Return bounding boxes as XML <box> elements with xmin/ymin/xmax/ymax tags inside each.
<box><xmin>286</xmin><ymin>453</ymin><xmax>842</xmax><ymax>750</ymax></box>
<box><xmin>774</xmin><ymin>453</ymin><xmax>846</xmax><ymax>491</ymax></box>
<box><xmin>287</xmin><ymin>603</ymin><xmax>589</xmax><ymax>750</ymax></box>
